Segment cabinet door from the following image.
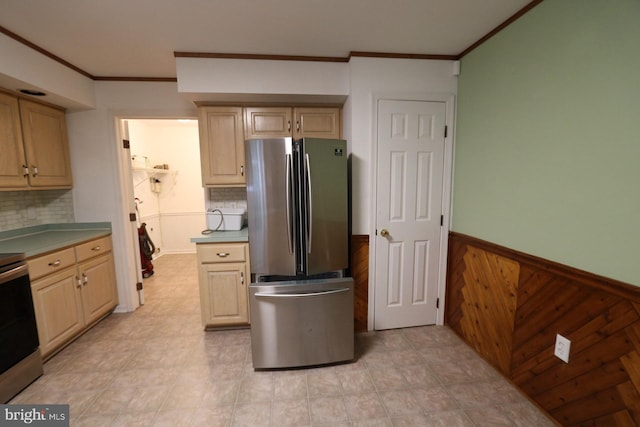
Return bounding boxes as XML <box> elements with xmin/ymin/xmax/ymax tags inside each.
<box><xmin>198</xmin><ymin>107</ymin><xmax>245</xmax><ymax>186</ymax></box>
<box><xmin>78</xmin><ymin>254</ymin><xmax>118</xmax><ymax>326</ymax></box>
<box><xmin>294</xmin><ymin>107</ymin><xmax>341</xmax><ymax>139</ymax></box>
<box><xmin>0</xmin><ymin>92</ymin><xmax>29</xmax><ymax>188</ymax></box>
<box><xmin>31</xmin><ymin>268</ymin><xmax>84</xmax><ymax>358</ymax></box>
<box><xmin>198</xmin><ymin>262</ymin><xmax>249</xmax><ymax>327</ymax></box>
<box><xmin>244</xmin><ymin>107</ymin><xmax>292</xmax><ymax>139</ymax></box>
<box><xmin>19</xmin><ymin>99</ymin><xmax>73</xmax><ymax>188</ymax></box>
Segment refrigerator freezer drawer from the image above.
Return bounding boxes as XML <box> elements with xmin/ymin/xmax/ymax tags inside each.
<box><xmin>249</xmin><ymin>278</ymin><xmax>354</xmax><ymax>369</ymax></box>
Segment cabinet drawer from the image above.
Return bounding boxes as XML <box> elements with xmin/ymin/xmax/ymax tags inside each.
<box><xmin>28</xmin><ymin>248</ymin><xmax>76</xmax><ymax>280</ymax></box>
<box><xmin>198</xmin><ymin>244</ymin><xmax>246</xmax><ymax>263</ymax></box>
<box><xmin>75</xmin><ymin>236</ymin><xmax>112</xmax><ymax>262</ymax></box>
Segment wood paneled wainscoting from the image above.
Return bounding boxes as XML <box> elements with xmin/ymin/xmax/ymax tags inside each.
<box><xmin>350</xmin><ymin>235</ymin><xmax>369</xmax><ymax>332</ymax></box>
<box><xmin>446</xmin><ymin>232</ymin><xmax>640</xmax><ymax>426</ymax></box>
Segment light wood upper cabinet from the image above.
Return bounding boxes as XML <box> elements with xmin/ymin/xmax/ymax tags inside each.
<box><xmin>244</xmin><ymin>107</ymin><xmax>293</xmax><ymax>139</ymax></box>
<box><xmin>0</xmin><ymin>92</ymin><xmax>29</xmax><ymax>188</ymax></box>
<box><xmin>0</xmin><ymin>92</ymin><xmax>73</xmax><ymax>190</ymax></box>
<box><xmin>295</xmin><ymin>107</ymin><xmax>341</xmax><ymax>139</ymax></box>
<box><xmin>198</xmin><ymin>106</ymin><xmax>245</xmax><ymax>187</ymax></box>
<box><xmin>245</xmin><ymin>107</ymin><xmax>341</xmax><ymax>140</ymax></box>
<box><xmin>198</xmin><ymin>105</ymin><xmax>342</xmax><ymax>187</ymax></box>
<box><xmin>19</xmin><ymin>99</ymin><xmax>73</xmax><ymax>188</ymax></box>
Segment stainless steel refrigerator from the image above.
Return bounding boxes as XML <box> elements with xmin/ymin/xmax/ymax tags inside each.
<box><xmin>245</xmin><ymin>137</ymin><xmax>354</xmax><ymax>369</ymax></box>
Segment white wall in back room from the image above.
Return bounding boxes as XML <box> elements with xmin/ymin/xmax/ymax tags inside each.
<box><xmin>128</xmin><ymin>119</ymin><xmax>206</xmax><ymax>254</ymax></box>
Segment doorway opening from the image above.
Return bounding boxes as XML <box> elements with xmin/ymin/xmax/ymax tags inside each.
<box><xmin>119</xmin><ymin>118</ymin><xmax>203</xmax><ymax>305</ymax></box>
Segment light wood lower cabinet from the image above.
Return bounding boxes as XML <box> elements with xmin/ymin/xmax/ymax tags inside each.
<box><xmin>78</xmin><ymin>254</ymin><xmax>117</xmax><ymax>326</ymax></box>
<box><xmin>197</xmin><ymin>242</ymin><xmax>250</xmax><ymax>328</ymax></box>
<box><xmin>28</xmin><ymin>235</ymin><xmax>118</xmax><ymax>359</ymax></box>
<box><xmin>30</xmin><ymin>267</ymin><xmax>85</xmax><ymax>358</ymax></box>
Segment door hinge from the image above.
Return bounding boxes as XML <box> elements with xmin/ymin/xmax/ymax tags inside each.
<box><xmin>444</xmin><ymin>126</ymin><xmax>448</xmax><ymax>138</ymax></box>
<box><xmin>440</xmin><ymin>215</ymin><xmax>444</xmax><ymax>226</ymax></box>
<box><xmin>129</xmin><ymin>212</ymin><xmax>137</xmax><ymax>222</ymax></box>
<box><xmin>136</xmin><ymin>282</ymin><xmax>143</xmax><ymax>291</ymax></box>
<box><xmin>436</xmin><ymin>297</ymin><xmax>440</xmax><ymax>309</ymax></box>
<box><xmin>122</xmin><ymin>139</ymin><xmax>130</xmax><ymax>149</ymax></box>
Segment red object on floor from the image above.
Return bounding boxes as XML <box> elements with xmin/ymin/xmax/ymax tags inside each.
<box><xmin>138</xmin><ymin>223</ymin><xmax>155</xmax><ymax>278</ymax></box>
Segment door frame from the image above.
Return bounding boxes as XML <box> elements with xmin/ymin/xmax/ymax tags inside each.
<box><xmin>112</xmin><ymin>114</ymin><xmax>199</xmax><ymax>311</ymax></box>
<box><xmin>369</xmin><ymin>93</ymin><xmax>456</xmax><ymax>329</ymax></box>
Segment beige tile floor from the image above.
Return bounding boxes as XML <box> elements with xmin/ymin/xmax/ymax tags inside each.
<box><xmin>12</xmin><ymin>254</ymin><xmax>556</xmax><ymax>426</ymax></box>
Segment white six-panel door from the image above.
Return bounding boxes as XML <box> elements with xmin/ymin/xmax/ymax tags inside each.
<box><xmin>374</xmin><ymin>99</ymin><xmax>446</xmax><ymax>330</ymax></box>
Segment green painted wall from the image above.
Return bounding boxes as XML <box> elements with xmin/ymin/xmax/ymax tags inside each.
<box><xmin>453</xmin><ymin>0</ymin><xmax>640</xmax><ymax>286</ymax></box>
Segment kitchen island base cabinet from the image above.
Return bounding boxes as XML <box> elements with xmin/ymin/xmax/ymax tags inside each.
<box><xmin>28</xmin><ymin>235</ymin><xmax>118</xmax><ymax>359</ymax></box>
<box><xmin>197</xmin><ymin>243</ymin><xmax>250</xmax><ymax>329</ymax></box>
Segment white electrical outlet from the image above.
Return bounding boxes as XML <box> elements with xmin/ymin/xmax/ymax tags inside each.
<box><xmin>554</xmin><ymin>334</ymin><xmax>571</xmax><ymax>363</ymax></box>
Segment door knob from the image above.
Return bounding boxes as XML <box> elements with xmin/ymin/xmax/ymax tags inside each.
<box><xmin>380</xmin><ymin>229</ymin><xmax>389</xmax><ymax>237</ymax></box>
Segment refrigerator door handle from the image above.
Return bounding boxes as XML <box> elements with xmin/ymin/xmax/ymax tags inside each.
<box><xmin>305</xmin><ymin>153</ymin><xmax>313</xmax><ymax>254</ymax></box>
<box><xmin>254</xmin><ymin>287</ymin><xmax>350</xmax><ymax>298</ymax></box>
<box><xmin>285</xmin><ymin>153</ymin><xmax>294</xmax><ymax>254</ymax></box>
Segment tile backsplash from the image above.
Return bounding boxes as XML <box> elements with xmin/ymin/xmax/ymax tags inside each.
<box><xmin>0</xmin><ymin>190</ymin><xmax>74</xmax><ymax>231</ymax></box>
<box><xmin>207</xmin><ymin>188</ymin><xmax>247</xmax><ymax>210</ymax></box>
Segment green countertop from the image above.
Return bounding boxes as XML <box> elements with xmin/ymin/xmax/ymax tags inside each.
<box><xmin>190</xmin><ymin>227</ymin><xmax>249</xmax><ymax>244</ymax></box>
<box><xmin>0</xmin><ymin>223</ymin><xmax>112</xmax><ymax>258</ymax></box>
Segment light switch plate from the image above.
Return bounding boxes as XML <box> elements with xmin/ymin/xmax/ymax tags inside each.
<box><xmin>554</xmin><ymin>334</ymin><xmax>571</xmax><ymax>363</ymax></box>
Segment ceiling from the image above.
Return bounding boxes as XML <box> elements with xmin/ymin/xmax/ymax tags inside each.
<box><xmin>0</xmin><ymin>0</ymin><xmax>535</xmax><ymax>79</ymax></box>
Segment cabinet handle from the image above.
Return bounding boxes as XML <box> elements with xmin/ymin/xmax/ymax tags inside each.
<box><xmin>82</xmin><ymin>273</ymin><xmax>88</xmax><ymax>285</ymax></box>
<box><xmin>22</xmin><ymin>165</ymin><xmax>29</xmax><ymax>177</ymax></box>
<box><xmin>91</xmin><ymin>246</ymin><xmax>101</xmax><ymax>251</ymax></box>
<box><xmin>296</xmin><ymin>120</ymin><xmax>300</xmax><ymax>132</ymax></box>
<box><xmin>287</xmin><ymin>120</ymin><xmax>291</xmax><ymax>132</ymax></box>
<box><xmin>216</xmin><ymin>252</ymin><xmax>229</xmax><ymax>258</ymax></box>
<box><xmin>76</xmin><ymin>276</ymin><xmax>82</xmax><ymax>288</ymax></box>
<box><xmin>31</xmin><ymin>165</ymin><xmax>38</xmax><ymax>177</ymax></box>
<box><xmin>240</xmin><ymin>272</ymin><xmax>244</xmax><ymax>285</ymax></box>
<box><xmin>240</xmin><ymin>165</ymin><xmax>244</xmax><ymax>176</ymax></box>
<box><xmin>48</xmin><ymin>260</ymin><xmax>61</xmax><ymax>267</ymax></box>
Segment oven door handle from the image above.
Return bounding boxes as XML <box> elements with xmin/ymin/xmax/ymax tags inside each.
<box><xmin>0</xmin><ymin>263</ymin><xmax>29</xmax><ymax>283</ymax></box>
